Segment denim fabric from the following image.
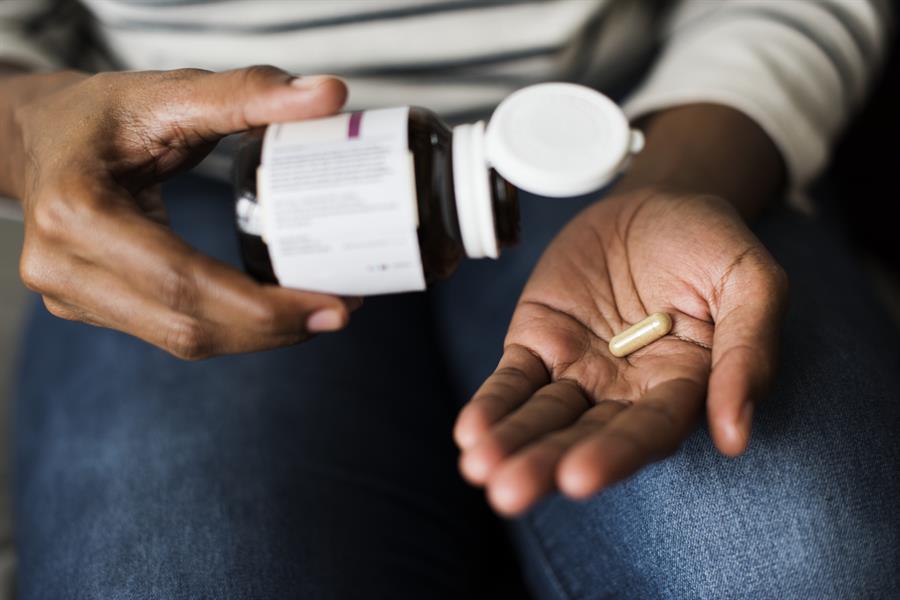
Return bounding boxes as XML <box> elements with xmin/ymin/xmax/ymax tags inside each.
<box><xmin>12</xmin><ymin>174</ymin><xmax>900</xmax><ymax>599</ymax></box>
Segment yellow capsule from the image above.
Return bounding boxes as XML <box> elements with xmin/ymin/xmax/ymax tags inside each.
<box><xmin>608</xmin><ymin>312</ymin><xmax>673</xmax><ymax>358</ymax></box>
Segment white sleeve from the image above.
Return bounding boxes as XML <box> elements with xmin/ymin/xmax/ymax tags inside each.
<box><xmin>623</xmin><ymin>0</ymin><xmax>891</xmax><ymax>189</ymax></box>
<box><xmin>0</xmin><ymin>0</ymin><xmax>68</xmax><ymax>70</ymax></box>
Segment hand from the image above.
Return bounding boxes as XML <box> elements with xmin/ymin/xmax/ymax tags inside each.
<box><xmin>8</xmin><ymin>66</ymin><xmax>356</xmax><ymax>359</ymax></box>
<box><xmin>454</xmin><ymin>190</ymin><xmax>788</xmax><ymax>515</ymax></box>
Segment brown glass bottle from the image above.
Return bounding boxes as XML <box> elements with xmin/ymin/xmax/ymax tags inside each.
<box><xmin>233</xmin><ymin>107</ymin><xmax>520</xmax><ymax>290</ymax></box>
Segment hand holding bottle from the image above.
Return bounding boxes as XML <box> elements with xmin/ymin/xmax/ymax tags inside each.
<box><xmin>0</xmin><ymin>66</ymin><xmax>357</xmax><ymax>359</ymax></box>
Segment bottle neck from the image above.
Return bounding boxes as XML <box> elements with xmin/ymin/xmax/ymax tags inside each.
<box><xmin>451</xmin><ymin>121</ymin><xmax>505</xmax><ymax>259</ymax></box>
<box><xmin>488</xmin><ymin>167</ymin><xmax>520</xmax><ymax>249</ymax></box>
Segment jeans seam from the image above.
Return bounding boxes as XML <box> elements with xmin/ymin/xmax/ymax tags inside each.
<box><xmin>524</xmin><ymin>512</ymin><xmax>577</xmax><ymax>600</ymax></box>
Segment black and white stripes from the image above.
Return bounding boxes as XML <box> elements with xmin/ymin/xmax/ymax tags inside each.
<box><xmin>0</xmin><ymin>0</ymin><xmax>891</xmax><ymax>190</ymax></box>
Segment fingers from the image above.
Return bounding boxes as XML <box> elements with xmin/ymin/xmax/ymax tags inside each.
<box><xmin>21</xmin><ymin>185</ymin><xmax>355</xmax><ymax>359</ymax></box>
<box><xmin>466</xmin><ymin>377</ymin><xmax>704</xmax><ymax>515</ymax></box>
<box><xmin>39</xmin><ymin>260</ymin><xmax>234</xmax><ymax>359</ymax></box>
<box><xmin>459</xmin><ymin>378</ymin><xmax>588</xmax><ymax>486</ymax></box>
<box><xmin>108</xmin><ymin>214</ymin><xmax>352</xmax><ymax>356</ymax></box>
<box><xmin>558</xmin><ymin>378</ymin><xmax>705</xmax><ymax>499</ymax></box>
<box><xmin>453</xmin><ymin>344</ymin><xmax>549</xmax><ymax>450</ymax></box>
<box><xmin>707</xmin><ymin>254</ymin><xmax>788</xmax><ymax>456</ymax></box>
<box><xmin>173</xmin><ymin>66</ymin><xmax>348</xmax><ymax>139</ymax></box>
<box><xmin>485</xmin><ymin>400</ymin><xmax>628</xmax><ymax>515</ymax></box>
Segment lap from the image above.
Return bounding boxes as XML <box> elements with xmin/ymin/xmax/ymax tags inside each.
<box><xmin>15</xmin><ymin>173</ymin><xmax>900</xmax><ymax>599</ymax></box>
<box><xmin>13</xmin><ymin>175</ymin><xmax>518</xmax><ymax>599</ymax></box>
<box><xmin>434</xmin><ymin>198</ymin><xmax>900</xmax><ymax>598</ymax></box>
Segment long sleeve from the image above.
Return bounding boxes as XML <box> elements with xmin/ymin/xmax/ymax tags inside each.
<box><xmin>623</xmin><ymin>0</ymin><xmax>891</xmax><ymax>190</ymax></box>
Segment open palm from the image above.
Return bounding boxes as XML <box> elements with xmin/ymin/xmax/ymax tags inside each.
<box><xmin>454</xmin><ymin>190</ymin><xmax>787</xmax><ymax>515</ymax></box>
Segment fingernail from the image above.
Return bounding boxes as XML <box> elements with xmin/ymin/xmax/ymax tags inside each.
<box><xmin>290</xmin><ymin>75</ymin><xmax>339</xmax><ymax>91</ymax></box>
<box><xmin>306</xmin><ymin>309</ymin><xmax>344</xmax><ymax>333</ymax></box>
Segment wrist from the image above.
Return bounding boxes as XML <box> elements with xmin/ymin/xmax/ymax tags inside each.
<box><xmin>612</xmin><ymin>104</ymin><xmax>786</xmax><ymax>220</ymax></box>
<box><xmin>0</xmin><ymin>69</ymin><xmax>87</xmax><ymax>200</ymax></box>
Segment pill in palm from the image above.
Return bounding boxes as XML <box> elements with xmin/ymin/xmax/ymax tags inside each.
<box><xmin>608</xmin><ymin>312</ymin><xmax>673</xmax><ymax>357</ymax></box>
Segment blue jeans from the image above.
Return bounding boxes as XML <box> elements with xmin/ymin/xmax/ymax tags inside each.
<box><xmin>13</xmin><ymin>174</ymin><xmax>900</xmax><ymax>599</ymax></box>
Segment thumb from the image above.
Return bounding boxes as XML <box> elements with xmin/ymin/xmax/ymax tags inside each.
<box><xmin>173</xmin><ymin>65</ymin><xmax>348</xmax><ymax>140</ymax></box>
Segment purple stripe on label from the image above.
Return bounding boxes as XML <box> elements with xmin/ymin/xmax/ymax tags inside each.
<box><xmin>348</xmin><ymin>111</ymin><xmax>363</xmax><ymax>138</ymax></box>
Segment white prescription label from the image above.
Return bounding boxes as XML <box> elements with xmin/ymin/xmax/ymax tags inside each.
<box><xmin>259</xmin><ymin>107</ymin><xmax>426</xmax><ymax>296</ymax></box>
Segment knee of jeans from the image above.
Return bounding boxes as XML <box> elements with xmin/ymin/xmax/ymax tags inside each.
<box><xmin>522</xmin><ymin>421</ymin><xmax>900</xmax><ymax>599</ymax></box>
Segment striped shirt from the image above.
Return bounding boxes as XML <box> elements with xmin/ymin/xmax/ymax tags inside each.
<box><xmin>0</xmin><ymin>0</ymin><xmax>892</xmax><ymax>189</ymax></box>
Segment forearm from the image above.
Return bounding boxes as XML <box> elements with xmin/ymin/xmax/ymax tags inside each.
<box><xmin>0</xmin><ymin>62</ymin><xmax>36</xmax><ymax>199</ymax></box>
<box><xmin>614</xmin><ymin>104</ymin><xmax>786</xmax><ymax>220</ymax></box>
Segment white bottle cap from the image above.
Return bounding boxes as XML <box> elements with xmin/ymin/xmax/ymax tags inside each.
<box><xmin>484</xmin><ymin>82</ymin><xmax>642</xmax><ymax>198</ymax></box>
<box><xmin>452</xmin><ymin>120</ymin><xmax>498</xmax><ymax>259</ymax></box>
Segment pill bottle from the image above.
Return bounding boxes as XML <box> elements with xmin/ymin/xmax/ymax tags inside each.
<box><xmin>233</xmin><ymin>83</ymin><xmax>643</xmax><ymax>296</ymax></box>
